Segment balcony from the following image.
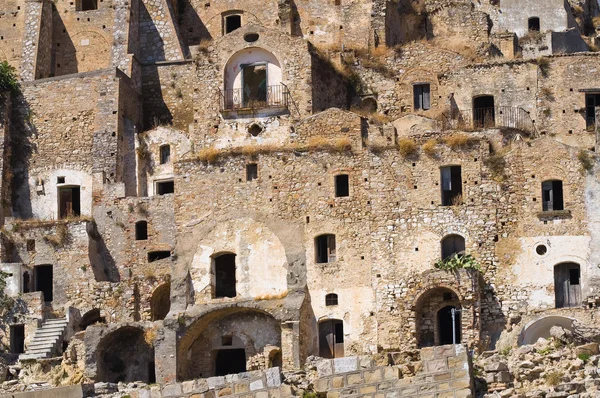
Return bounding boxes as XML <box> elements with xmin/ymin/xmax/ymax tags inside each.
<box><xmin>219</xmin><ymin>85</ymin><xmax>290</xmax><ymax>117</ymax></box>
<box><xmin>441</xmin><ymin>106</ymin><xmax>537</xmax><ymax>135</ymax></box>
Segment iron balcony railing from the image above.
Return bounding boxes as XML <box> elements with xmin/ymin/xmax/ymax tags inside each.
<box><xmin>219</xmin><ymin>85</ymin><xmax>290</xmax><ymax>111</ymax></box>
<box><xmin>442</xmin><ymin>106</ymin><xmax>537</xmax><ymax>135</ymax></box>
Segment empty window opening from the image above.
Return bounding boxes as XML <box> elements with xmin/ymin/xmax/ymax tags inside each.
<box><xmin>437</xmin><ymin>306</ymin><xmax>461</xmax><ymax>345</ymax></box>
<box><xmin>57</xmin><ymin>176</ymin><xmax>65</xmax><ymax>184</ymax></box>
<box><xmin>79</xmin><ymin>309</ymin><xmax>106</xmax><ymax>330</ymax></box>
<box><xmin>360</xmin><ymin>97</ymin><xmax>378</xmax><ymax>113</ymax></box>
<box><xmin>26</xmin><ymin>239</ymin><xmax>35</xmax><ymax>252</ymax></box>
<box><xmin>78</xmin><ymin>0</ymin><xmax>98</xmax><ymax>11</ymax></box>
<box><xmin>542</xmin><ymin>180</ymin><xmax>564</xmax><ymax>211</ymax></box>
<box><xmin>160</xmin><ymin>145</ymin><xmax>171</xmax><ymax>164</ymax></box>
<box><xmin>319</xmin><ymin>319</ymin><xmax>344</xmax><ymax>358</ymax></box>
<box><xmin>335</xmin><ymin>175</ymin><xmax>349</xmax><ymax>197</ymax></box>
<box><xmin>242</xmin><ymin>64</ymin><xmax>267</xmax><ymax>107</ymax></box>
<box><xmin>135</xmin><ymin>221</ymin><xmax>148</xmax><ymax>240</ymax></box>
<box><xmin>215</xmin><ymin>349</ymin><xmax>246</xmax><ymax>376</ymax></box>
<box><xmin>59</xmin><ymin>186</ymin><xmax>81</xmax><ymax>218</ymax></box>
<box><xmin>22</xmin><ymin>271</ymin><xmax>30</xmax><ymax>294</ymax></box>
<box><xmin>34</xmin><ymin>264</ymin><xmax>53</xmax><ymax>302</ymax></box>
<box><xmin>315</xmin><ymin>234</ymin><xmax>336</xmax><ymax>263</ymax></box>
<box><xmin>224</xmin><ymin>14</ymin><xmax>242</xmax><ymax>34</ymax></box>
<box><xmin>148</xmin><ymin>251</ymin><xmax>171</xmax><ymax>262</ymax></box>
<box><xmin>246</xmin><ymin>164</ymin><xmax>258</xmax><ymax>181</ymax></box>
<box><xmin>555</xmin><ymin>263</ymin><xmax>581</xmax><ymax>308</ymax></box>
<box><xmin>222</xmin><ymin>336</ymin><xmax>233</xmax><ymax>346</ymax></box>
<box><xmin>214</xmin><ymin>253</ymin><xmax>236</xmax><ymax>298</ymax></box>
<box><xmin>248</xmin><ymin>123</ymin><xmax>263</xmax><ymax>136</ymax></box>
<box><xmin>325</xmin><ymin>293</ymin><xmax>338</xmax><ymax>306</ymax></box>
<box><xmin>156</xmin><ymin>180</ymin><xmax>174</xmax><ymax>195</ymax></box>
<box><xmin>441</xmin><ymin>234</ymin><xmax>465</xmax><ymax>260</ymax></box>
<box><xmin>269</xmin><ymin>350</ymin><xmax>282</xmax><ymax>368</ymax></box>
<box><xmin>414</xmin><ymin>84</ymin><xmax>431</xmax><ymax>111</ymax></box>
<box><xmin>150</xmin><ymin>282</ymin><xmax>171</xmax><ymax>321</ymax></box>
<box><xmin>585</xmin><ymin>94</ymin><xmax>600</xmax><ymax>129</ymax></box>
<box><xmin>536</xmin><ymin>244</ymin><xmax>548</xmax><ymax>256</ymax></box>
<box><xmin>528</xmin><ymin>17</ymin><xmax>540</xmax><ymax>32</ymax></box>
<box><xmin>473</xmin><ymin>95</ymin><xmax>495</xmax><ymax>128</ymax></box>
<box><xmin>440</xmin><ymin>166</ymin><xmax>462</xmax><ymax>206</ymax></box>
<box><xmin>10</xmin><ymin>324</ymin><xmax>24</xmax><ymax>354</ymax></box>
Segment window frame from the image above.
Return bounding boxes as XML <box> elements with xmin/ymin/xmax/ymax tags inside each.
<box><xmin>159</xmin><ymin>145</ymin><xmax>171</xmax><ymax>165</ymax></box>
<box><xmin>413</xmin><ymin>83</ymin><xmax>431</xmax><ymax>111</ymax></box>
<box><xmin>315</xmin><ymin>234</ymin><xmax>337</xmax><ymax>264</ymax></box>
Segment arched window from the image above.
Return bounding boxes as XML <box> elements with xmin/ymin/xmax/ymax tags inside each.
<box><xmin>441</xmin><ymin>234</ymin><xmax>465</xmax><ymax>260</ymax></box>
<box><xmin>542</xmin><ymin>180</ymin><xmax>564</xmax><ymax>211</ymax></box>
<box><xmin>315</xmin><ymin>234</ymin><xmax>336</xmax><ymax>263</ymax></box>
<box><xmin>213</xmin><ymin>253</ymin><xmax>236</xmax><ymax>298</ymax></box>
<box><xmin>135</xmin><ymin>221</ymin><xmax>148</xmax><ymax>240</ymax></box>
<box><xmin>325</xmin><ymin>293</ymin><xmax>338</xmax><ymax>306</ymax></box>
<box><xmin>528</xmin><ymin>17</ymin><xmax>540</xmax><ymax>32</ymax></box>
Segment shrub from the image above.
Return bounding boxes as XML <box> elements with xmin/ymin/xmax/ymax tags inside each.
<box><xmin>307</xmin><ymin>136</ymin><xmax>331</xmax><ymax>151</ymax></box>
<box><xmin>0</xmin><ymin>61</ymin><xmax>18</xmax><ymax>92</ymax></box>
<box><xmin>422</xmin><ymin>139</ymin><xmax>438</xmax><ymax>157</ymax></box>
<box><xmin>398</xmin><ymin>138</ymin><xmax>418</xmax><ymax>158</ymax></box>
<box><xmin>498</xmin><ymin>346</ymin><xmax>512</xmax><ymax>356</ymax></box>
<box><xmin>434</xmin><ymin>254</ymin><xmax>482</xmax><ymax>272</ymax></box>
<box><xmin>333</xmin><ymin>137</ymin><xmax>352</xmax><ymax>152</ymax></box>
<box><xmin>537</xmin><ymin>57</ymin><xmax>550</xmax><ymax>78</ymax></box>
<box><xmin>578</xmin><ymin>150</ymin><xmax>594</xmax><ymax>173</ymax></box>
<box><xmin>44</xmin><ymin>224</ymin><xmax>70</xmax><ymax>247</ymax></box>
<box><xmin>540</xmin><ymin>87</ymin><xmax>554</xmax><ymax>101</ymax></box>
<box><xmin>198</xmin><ymin>147</ymin><xmax>220</xmax><ymax>163</ymax></box>
<box><xmin>444</xmin><ymin>133</ymin><xmax>475</xmax><ymax>150</ymax></box>
<box><xmin>578</xmin><ymin>352</ymin><xmax>591</xmax><ymax>362</ymax></box>
<box><xmin>545</xmin><ymin>371</ymin><xmax>562</xmax><ymax>386</ymax></box>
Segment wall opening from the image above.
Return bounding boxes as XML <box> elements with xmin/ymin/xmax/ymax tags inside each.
<box><xmin>214</xmin><ymin>253</ymin><xmax>236</xmax><ymax>298</ymax></box>
<box><xmin>77</xmin><ymin>0</ymin><xmax>98</xmax><ymax>11</ymax></box>
<box><xmin>80</xmin><ymin>309</ymin><xmax>106</xmax><ymax>330</ymax></box>
<box><xmin>269</xmin><ymin>350</ymin><xmax>282</xmax><ymax>368</ymax></box>
<box><xmin>473</xmin><ymin>95</ymin><xmax>495</xmax><ymax>128</ymax></box>
<box><xmin>415</xmin><ymin>288</ymin><xmax>461</xmax><ymax>347</ymax></box>
<box><xmin>542</xmin><ymin>180</ymin><xmax>564</xmax><ymax>211</ymax></box>
<box><xmin>160</xmin><ymin>145</ymin><xmax>171</xmax><ymax>164</ymax></box>
<box><xmin>224</xmin><ymin>14</ymin><xmax>242</xmax><ymax>34</ymax></box>
<box><xmin>97</xmin><ymin>326</ymin><xmax>154</xmax><ymax>383</ymax></box>
<box><xmin>585</xmin><ymin>94</ymin><xmax>600</xmax><ymax>129</ymax></box>
<box><xmin>22</xmin><ymin>271</ymin><xmax>30</xmax><ymax>294</ymax></box>
<box><xmin>243</xmin><ymin>64</ymin><xmax>268</xmax><ymax>107</ymax></box>
<box><xmin>135</xmin><ymin>221</ymin><xmax>148</xmax><ymax>241</ymax></box>
<box><xmin>437</xmin><ymin>306</ymin><xmax>461</xmax><ymax>345</ymax></box>
<box><xmin>441</xmin><ymin>234</ymin><xmax>465</xmax><ymax>260</ymax></box>
<box><xmin>555</xmin><ymin>263</ymin><xmax>581</xmax><ymax>308</ymax></box>
<box><xmin>360</xmin><ymin>97</ymin><xmax>378</xmax><ymax>113</ymax></box>
<box><xmin>151</xmin><ymin>283</ymin><xmax>171</xmax><ymax>321</ymax></box>
<box><xmin>246</xmin><ymin>164</ymin><xmax>258</xmax><ymax>181</ymax></box>
<box><xmin>34</xmin><ymin>264</ymin><xmax>53</xmax><ymax>302</ymax></box>
<box><xmin>59</xmin><ymin>186</ymin><xmax>81</xmax><ymax>218</ymax></box>
<box><xmin>315</xmin><ymin>234</ymin><xmax>336</xmax><ymax>263</ymax></box>
<box><xmin>10</xmin><ymin>324</ymin><xmax>24</xmax><ymax>354</ymax></box>
<box><xmin>413</xmin><ymin>84</ymin><xmax>431</xmax><ymax>111</ymax></box>
<box><xmin>148</xmin><ymin>251</ymin><xmax>171</xmax><ymax>262</ymax></box>
<box><xmin>319</xmin><ymin>319</ymin><xmax>344</xmax><ymax>358</ymax></box>
<box><xmin>215</xmin><ymin>349</ymin><xmax>246</xmax><ymax>376</ymax></box>
<box><xmin>156</xmin><ymin>180</ymin><xmax>174</xmax><ymax>195</ymax></box>
<box><xmin>325</xmin><ymin>293</ymin><xmax>338</xmax><ymax>306</ymax></box>
<box><xmin>440</xmin><ymin>166</ymin><xmax>462</xmax><ymax>206</ymax></box>
<box><xmin>528</xmin><ymin>17</ymin><xmax>540</xmax><ymax>32</ymax></box>
<box><xmin>335</xmin><ymin>174</ymin><xmax>349</xmax><ymax>197</ymax></box>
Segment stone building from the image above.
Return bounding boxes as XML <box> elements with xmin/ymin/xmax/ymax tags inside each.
<box><xmin>0</xmin><ymin>0</ymin><xmax>599</xmax><ymax>395</ymax></box>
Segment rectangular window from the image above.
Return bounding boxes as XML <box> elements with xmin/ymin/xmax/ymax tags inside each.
<box><xmin>542</xmin><ymin>181</ymin><xmax>564</xmax><ymax>211</ymax></box>
<box><xmin>586</xmin><ymin>94</ymin><xmax>600</xmax><ymax>129</ymax></box>
<box><xmin>156</xmin><ymin>180</ymin><xmax>174</xmax><ymax>195</ymax></box>
<box><xmin>246</xmin><ymin>164</ymin><xmax>258</xmax><ymax>181</ymax></box>
<box><xmin>570</xmin><ymin>268</ymin><xmax>580</xmax><ymax>285</ymax></box>
<box><xmin>440</xmin><ymin>166</ymin><xmax>462</xmax><ymax>206</ymax></box>
<box><xmin>59</xmin><ymin>186</ymin><xmax>81</xmax><ymax>218</ymax></box>
<box><xmin>160</xmin><ymin>145</ymin><xmax>171</xmax><ymax>164</ymax></box>
<box><xmin>413</xmin><ymin>84</ymin><xmax>431</xmax><ymax>111</ymax></box>
<box><xmin>335</xmin><ymin>175</ymin><xmax>349</xmax><ymax>197</ymax></box>
<box><xmin>225</xmin><ymin>15</ymin><xmax>242</xmax><ymax>34</ymax></box>
<box><xmin>316</xmin><ymin>235</ymin><xmax>336</xmax><ymax>263</ymax></box>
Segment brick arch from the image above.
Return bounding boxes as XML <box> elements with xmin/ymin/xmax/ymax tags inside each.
<box><xmin>203</xmin><ymin>9</ymin><xmax>265</xmax><ymax>36</ymax></box>
<box><xmin>60</xmin><ymin>30</ymin><xmax>110</xmax><ymax>74</ymax></box>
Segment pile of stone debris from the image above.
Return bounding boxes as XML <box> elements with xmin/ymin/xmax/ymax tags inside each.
<box><xmin>476</xmin><ymin>325</ymin><xmax>600</xmax><ymax>398</ymax></box>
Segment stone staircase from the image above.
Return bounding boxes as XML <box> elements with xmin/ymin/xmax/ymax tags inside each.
<box><xmin>19</xmin><ymin>318</ymin><xmax>68</xmax><ymax>360</ymax></box>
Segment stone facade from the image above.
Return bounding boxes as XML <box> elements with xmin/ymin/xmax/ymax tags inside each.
<box><xmin>0</xmin><ymin>0</ymin><xmax>599</xmax><ymax>397</ymax></box>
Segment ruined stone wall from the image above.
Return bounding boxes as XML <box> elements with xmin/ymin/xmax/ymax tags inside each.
<box><xmin>428</xmin><ymin>3</ymin><xmax>490</xmax><ymax>45</ymax></box>
<box><xmin>497</xmin><ymin>0</ymin><xmax>576</xmax><ymax>38</ymax></box>
<box><xmin>139</xmin><ymin>0</ymin><xmax>186</xmax><ymax>64</ymax></box>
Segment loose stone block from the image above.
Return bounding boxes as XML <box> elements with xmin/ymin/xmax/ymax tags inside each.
<box><xmin>334</xmin><ymin>357</ymin><xmax>358</xmax><ymax>374</ymax></box>
<box><xmin>250</xmin><ymin>380</ymin><xmax>265</xmax><ymax>391</ymax></box>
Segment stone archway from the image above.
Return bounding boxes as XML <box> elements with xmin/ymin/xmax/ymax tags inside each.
<box><xmin>96</xmin><ymin>326</ymin><xmax>155</xmax><ymax>383</ymax></box>
<box><xmin>177</xmin><ymin>308</ymin><xmax>282</xmax><ymax>381</ymax></box>
<box><xmin>150</xmin><ymin>282</ymin><xmax>171</xmax><ymax>321</ymax></box>
<box><xmin>415</xmin><ymin>287</ymin><xmax>462</xmax><ymax>347</ymax></box>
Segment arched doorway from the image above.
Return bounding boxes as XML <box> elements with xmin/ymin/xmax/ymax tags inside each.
<box><xmin>437</xmin><ymin>306</ymin><xmax>461</xmax><ymax>345</ymax></box>
<box><xmin>473</xmin><ymin>95</ymin><xmax>495</xmax><ymax>128</ymax></box>
<box><xmin>177</xmin><ymin>309</ymin><xmax>282</xmax><ymax>381</ymax></box>
<box><xmin>96</xmin><ymin>326</ymin><xmax>155</xmax><ymax>383</ymax></box>
<box><xmin>80</xmin><ymin>309</ymin><xmax>106</xmax><ymax>330</ymax></box>
<box><xmin>150</xmin><ymin>282</ymin><xmax>171</xmax><ymax>321</ymax></box>
<box><xmin>415</xmin><ymin>287</ymin><xmax>462</xmax><ymax>347</ymax></box>
<box><xmin>441</xmin><ymin>234</ymin><xmax>465</xmax><ymax>260</ymax></box>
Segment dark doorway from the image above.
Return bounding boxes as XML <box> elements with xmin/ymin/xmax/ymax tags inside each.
<box><xmin>35</xmin><ymin>265</ymin><xmax>53</xmax><ymax>302</ymax></box>
<box><xmin>225</xmin><ymin>15</ymin><xmax>242</xmax><ymax>34</ymax></box>
<box><xmin>80</xmin><ymin>309</ymin><xmax>106</xmax><ymax>330</ymax></box>
<box><xmin>148</xmin><ymin>251</ymin><xmax>171</xmax><ymax>262</ymax></box>
<box><xmin>555</xmin><ymin>263</ymin><xmax>581</xmax><ymax>308</ymax></box>
<box><xmin>59</xmin><ymin>186</ymin><xmax>81</xmax><ymax>218</ymax></box>
<box><xmin>10</xmin><ymin>324</ymin><xmax>25</xmax><ymax>354</ymax></box>
<box><xmin>246</xmin><ymin>164</ymin><xmax>258</xmax><ymax>181</ymax></box>
<box><xmin>473</xmin><ymin>96</ymin><xmax>495</xmax><ymax>128</ymax></box>
<box><xmin>440</xmin><ymin>166</ymin><xmax>462</xmax><ymax>206</ymax></box>
<box><xmin>441</xmin><ymin>235</ymin><xmax>465</xmax><ymax>260</ymax></box>
<box><xmin>585</xmin><ymin>94</ymin><xmax>600</xmax><ymax>129</ymax></box>
<box><xmin>215</xmin><ymin>349</ymin><xmax>246</xmax><ymax>376</ymax></box>
<box><xmin>528</xmin><ymin>17</ymin><xmax>540</xmax><ymax>32</ymax></box>
<box><xmin>542</xmin><ymin>180</ymin><xmax>564</xmax><ymax>211</ymax></box>
<box><xmin>335</xmin><ymin>175</ymin><xmax>349</xmax><ymax>197</ymax></box>
<box><xmin>214</xmin><ymin>254</ymin><xmax>236</xmax><ymax>298</ymax></box>
<box><xmin>318</xmin><ymin>319</ymin><xmax>344</xmax><ymax>358</ymax></box>
<box><xmin>148</xmin><ymin>361</ymin><xmax>156</xmax><ymax>384</ymax></box>
<box><xmin>438</xmin><ymin>306</ymin><xmax>461</xmax><ymax>345</ymax></box>
<box><xmin>135</xmin><ymin>221</ymin><xmax>148</xmax><ymax>240</ymax></box>
<box><xmin>23</xmin><ymin>271</ymin><xmax>30</xmax><ymax>293</ymax></box>
<box><xmin>242</xmin><ymin>64</ymin><xmax>267</xmax><ymax>107</ymax></box>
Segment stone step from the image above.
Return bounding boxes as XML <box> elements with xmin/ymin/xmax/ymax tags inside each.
<box><xmin>19</xmin><ymin>353</ymin><xmax>48</xmax><ymax>361</ymax></box>
<box><xmin>27</xmin><ymin>341</ymin><xmax>57</xmax><ymax>349</ymax></box>
<box><xmin>33</xmin><ymin>329</ymin><xmax>64</xmax><ymax>337</ymax></box>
